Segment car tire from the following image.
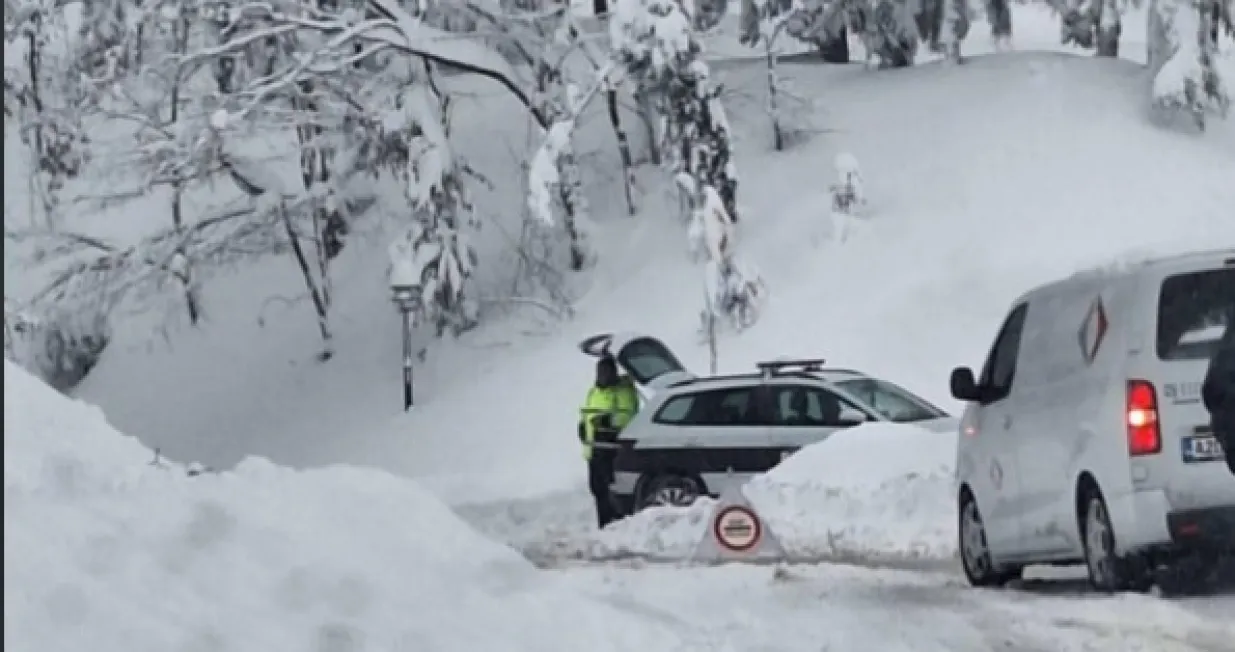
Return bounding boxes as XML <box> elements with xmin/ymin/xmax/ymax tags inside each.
<box><xmin>1080</xmin><ymin>490</ymin><xmax>1152</xmax><ymax>593</ymax></box>
<box><xmin>959</xmin><ymin>491</ymin><xmax>1022</xmax><ymax>587</ymax></box>
<box><xmin>637</xmin><ymin>474</ymin><xmax>704</xmax><ymax>511</ymax></box>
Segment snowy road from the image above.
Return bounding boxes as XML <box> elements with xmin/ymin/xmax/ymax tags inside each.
<box><xmin>454</xmin><ymin>487</ymin><xmax>1234</xmax><ymax>652</ymax></box>
<box><xmin>558</xmin><ymin>563</ymin><xmax>1235</xmax><ymax>652</ymax></box>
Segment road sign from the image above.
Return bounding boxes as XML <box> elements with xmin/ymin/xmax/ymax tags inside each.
<box><xmin>714</xmin><ymin>505</ymin><xmax>761</xmax><ymax>552</ymax></box>
<box><xmin>692</xmin><ymin>485</ymin><xmax>785</xmax><ymax>564</ymax></box>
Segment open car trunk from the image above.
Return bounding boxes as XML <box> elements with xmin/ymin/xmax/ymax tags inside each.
<box><xmin>579</xmin><ymin>332</ymin><xmax>696</xmax><ymax>398</ymax></box>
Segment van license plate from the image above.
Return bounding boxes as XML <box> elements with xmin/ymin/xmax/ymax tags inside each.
<box><xmin>1181</xmin><ymin>435</ymin><xmax>1225</xmax><ymax>463</ymax></box>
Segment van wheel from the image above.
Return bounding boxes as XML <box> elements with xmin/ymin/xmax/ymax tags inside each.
<box><xmin>959</xmin><ymin>492</ymin><xmax>1021</xmax><ymax>587</ymax></box>
<box><xmin>1080</xmin><ymin>491</ymin><xmax>1152</xmax><ymax>593</ymax></box>
<box><xmin>637</xmin><ymin>474</ymin><xmax>703</xmax><ymax>511</ymax></box>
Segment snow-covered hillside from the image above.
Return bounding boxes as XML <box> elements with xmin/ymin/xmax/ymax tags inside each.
<box><xmin>74</xmin><ymin>46</ymin><xmax>1235</xmax><ymax>506</ymax></box>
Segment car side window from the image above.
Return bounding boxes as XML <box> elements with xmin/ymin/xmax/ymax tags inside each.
<box><xmin>770</xmin><ymin>386</ymin><xmax>863</xmax><ymax>427</ymax></box>
<box><xmin>836</xmin><ymin>378</ymin><xmax>938</xmax><ymax>423</ymax></box>
<box><xmin>655</xmin><ymin>395</ymin><xmax>694</xmax><ymax>423</ymax></box>
<box><xmin>978</xmin><ymin>303</ymin><xmax>1029</xmax><ymax>401</ymax></box>
<box><xmin>653</xmin><ymin>387</ymin><xmax>760</xmax><ymax>426</ymax></box>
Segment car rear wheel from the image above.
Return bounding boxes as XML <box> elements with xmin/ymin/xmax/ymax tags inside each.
<box><xmin>637</xmin><ymin>474</ymin><xmax>704</xmax><ymax>511</ymax></box>
<box><xmin>959</xmin><ymin>492</ymin><xmax>1021</xmax><ymax>587</ymax></box>
<box><xmin>1080</xmin><ymin>491</ymin><xmax>1152</xmax><ymax>593</ymax></box>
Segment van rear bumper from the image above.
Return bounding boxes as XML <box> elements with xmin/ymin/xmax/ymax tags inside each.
<box><xmin>1167</xmin><ymin>506</ymin><xmax>1235</xmax><ymax>551</ymax></box>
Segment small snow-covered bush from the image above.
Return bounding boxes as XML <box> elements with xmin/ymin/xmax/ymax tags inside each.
<box><xmin>5</xmin><ymin>303</ymin><xmax>110</xmax><ymax>393</ymax></box>
<box><xmin>693</xmin><ymin>186</ymin><xmax>766</xmax><ymax>331</ymax></box>
<box><xmin>829</xmin><ymin>152</ymin><xmax>866</xmax><ymax>215</ymax></box>
<box><xmin>829</xmin><ymin>152</ymin><xmax>866</xmax><ymax>243</ymax></box>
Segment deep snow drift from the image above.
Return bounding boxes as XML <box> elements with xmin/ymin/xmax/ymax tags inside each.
<box><xmin>2</xmin><ymin>361</ymin><xmax>715</xmax><ymax>652</ymax></box>
<box><xmin>485</xmin><ymin>423</ymin><xmax>959</xmax><ymax>565</ymax></box>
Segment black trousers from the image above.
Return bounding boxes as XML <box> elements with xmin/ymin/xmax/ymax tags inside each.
<box><xmin>588</xmin><ymin>449</ymin><xmax>619</xmax><ymax>529</ymax></box>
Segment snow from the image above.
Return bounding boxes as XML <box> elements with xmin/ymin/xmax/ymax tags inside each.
<box><xmin>611</xmin><ymin>0</ymin><xmax>696</xmax><ymax>71</ymax></box>
<box><xmin>3</xmin><ymin>360</ymin><xmax>709</xmax><ymax>651</ymax></box>
<box><xmin>351</xmin><ymin>0</ymin><xmax>524</xmax><ymax>93</ymax></box>
<box><xmin>527</xmin><ymin>121</ymin><xmax>575</xmax><ymax>225</ymax></box>
<box><xmin>558</xmin><ymin>563</ymin><xmax>1235</xmax><ymax>652</ymax></box>
<box><xmin>70</xmin><ymin>41</ymin><xmax>1235</xmax><ymax>508</ymax></box>
<box><xmin>7</xmin><ymin>5</ymin><xmax>1235</xmax><ymax>647</ymax></box>
<box><xmin>209</xmin><ymin>109</ymin><xmax>230</xmax><ymax>132</ymax></box>
<box><xmin>585</xmin><ymin>424</ymin><xmax>957</xmax><ymax>564</ymax></box>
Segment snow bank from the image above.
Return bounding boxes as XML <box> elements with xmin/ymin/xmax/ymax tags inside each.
<box><xmin>590</xmin><ymin>424</ymin><xmax>958</xmax><ymax>564</ymax></box>
<box><xmin>2</xmin><ymin>361</ymin><xmax>700</xmax><ymax>651</ymax></box>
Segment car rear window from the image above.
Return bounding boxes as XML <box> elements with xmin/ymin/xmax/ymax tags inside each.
<box><xmin>1156</xmin><ymin>268</ymin><xmax>1235</xmax><ymax>361</ymax></box>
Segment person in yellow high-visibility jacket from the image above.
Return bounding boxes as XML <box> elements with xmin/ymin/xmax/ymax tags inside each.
<box><xmin>578</xmin><ymin>355</ymin><xmax>639</xmax><ymax>528</ymax></box>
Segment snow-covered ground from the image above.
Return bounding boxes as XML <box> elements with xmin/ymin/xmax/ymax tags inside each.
<box><xmin>8</xmin><ymin>359</ymin><xmax>1234</xmax><ymax>652</ymax></box>
<box><xmin>561</xmin><ymin>564</ymin><xmax>1235</xmax><ymax>652</ymax></box>
<box><xmin>63</xmin><ymin>3</ymin><xmax>1235</xmax><ymax>568</ymax></box>
<box><xmin>3</xmin><ymin>361</ymin><xmax>708</xmax><ymax>652</ymax></box>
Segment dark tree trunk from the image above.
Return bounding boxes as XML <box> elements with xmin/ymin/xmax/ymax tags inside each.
<box><xmin>817</xmin><ymin>26</ymin><xmax>850</xmax><ymax>63</ymax></box>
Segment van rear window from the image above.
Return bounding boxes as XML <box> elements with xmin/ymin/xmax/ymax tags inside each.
<box><xmin>1157</xmin><ymin>268</ymin><xmax>1235</xmax><ymax>361</ymax></box>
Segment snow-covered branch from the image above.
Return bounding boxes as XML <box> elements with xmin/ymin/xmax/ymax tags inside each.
<box><xmin>365</xmin><ymin>0</ymin><xmax>549</xmax><ymax>127</ymax></box>
<box><xmin>527</xmin><ymin>63</ymin><xmax>615</xmax><ymax>227</ymax></box>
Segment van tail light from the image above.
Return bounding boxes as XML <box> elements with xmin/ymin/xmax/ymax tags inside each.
<box><xmin>1126</xmin><ymin>379</ymin><xmax>1162</xmax><ymax>456</ymax></box>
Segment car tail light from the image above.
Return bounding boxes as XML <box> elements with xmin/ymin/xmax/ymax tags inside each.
<box><xmin>1126</xmin><ymin>379</ymin><xmax>1162</xmax><ymax>456</ymax></box>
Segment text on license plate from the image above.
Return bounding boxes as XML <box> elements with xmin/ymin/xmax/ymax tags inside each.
<box><xmin>1181</xmin><ymin>435</ymin><xmax>1225</xmax><ymax>463</ymax></box>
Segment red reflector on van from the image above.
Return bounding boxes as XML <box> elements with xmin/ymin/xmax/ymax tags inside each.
<box><xmin>1127</xmin><ymin>380</ymin><xmax>1162</xmax><ymax>456</ymax></box>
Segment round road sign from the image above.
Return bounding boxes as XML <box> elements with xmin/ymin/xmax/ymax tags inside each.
<box><xmin>713</xmin><ymin>504</ymin><xmax>762</xmax><ymax>552</ymax></box>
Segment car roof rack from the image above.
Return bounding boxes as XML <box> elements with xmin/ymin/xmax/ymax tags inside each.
<box><xmin>756</xmin><ymin>358</ymin><xmax>826</xmax><ymax>377</ymax></box>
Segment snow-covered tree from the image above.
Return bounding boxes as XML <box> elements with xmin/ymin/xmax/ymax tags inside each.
<box><xmin>740</xmin><ymin>0</ymin><xmax>819</xmax><ymax>149</ymax></box>
<box><xmin>1058</xmin><ymin>0</ymin><xmax>1128</xmax><ymax>57</ymax></box>
<box><xmin>781</xmin><ymin>0</ymin><xmax>851</xmax><ymax>62</ymax></box>
<box><xmin>937</xmin><ymin>0</ymin><xmax>972</xmax><ymax>62</ymax></box>
<box><xmin>785</xmin><ymin>0</ymin><xmax>921</xmax><ymax>69</ymax></box>
<box><xmin>694</xmin><ymin>186</ymin><xmax>766</xmax><ymax>334</ymax></box>
<box><xmin>985</xmin><ymin>0</ymin><xmax>1014</xmax><ymax>48</ymax></box>
<box><xmin>858</xmin><ymin>0</ymin><xmax>924</xmax><ymax>67</ymax></box>
<box><xmin>386</xmin><ymin>83</ymin><xmax>480</xmax><ymax>337</ymax></box>
<box><xmin>1149</xmin><ymin>0</ymin><xmax>1233</xmax><ymax>129</ymax></box>
<box><xmin>470</xmin><ymin>0</ymin><xmax>620</xmax><ymax>266</ymax></box>
<box><xmin>612</xmin><ymin>0</ymin><xmax>740</xmax><ymax>220</ymax></box>
<box><xmin>527</xmin><ymin>60</ymin><xmax>620</xmax><ymax>268</ymax></box>
<box><xmin>610</xmin><ymin>0</ymin><xmax>764</xmax><ymax>330</ymax></box>
<box><xmin>4</xmin><ymin>0</ymin><xmax>92</xmax><ymax>226</ymax></box>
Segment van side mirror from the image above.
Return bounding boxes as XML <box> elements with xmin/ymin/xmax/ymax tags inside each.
<box><xmin>950</xmin><ymin>367</ymin><xmax>982</xmax><ymax>402</ymax></box>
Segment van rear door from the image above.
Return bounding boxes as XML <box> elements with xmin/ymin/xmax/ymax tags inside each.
<box><xmin>1148</xmin><ymin>258</ymin><xmax>1235</xmax><ymax>510</ymax></box>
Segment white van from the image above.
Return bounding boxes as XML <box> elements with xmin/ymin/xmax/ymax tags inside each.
<box><xmin>950</xmin><ymin>248</ymin><xmax>1235</xmax><ymax>592</ymax></box>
